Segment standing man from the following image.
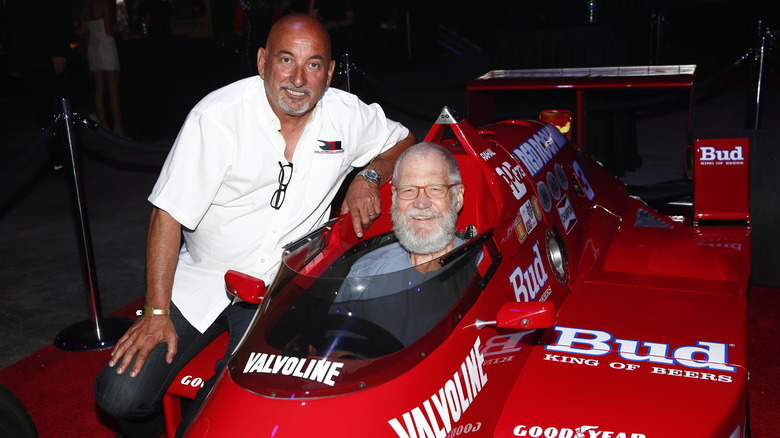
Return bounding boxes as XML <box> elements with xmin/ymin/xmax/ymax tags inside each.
<box><xmin>95</xmin><ymin>13</ymin><xmax>414</xmax><ymax>437</ymax></box>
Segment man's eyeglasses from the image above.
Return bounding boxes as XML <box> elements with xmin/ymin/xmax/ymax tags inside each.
<box><xmin>393</xmin><ymin>184</ymin><xmax>458</xmax><ymax>200</ymax></box>
<box><xmin>270</xmin><ymin>161</ymin><xmax>293</xmax><ymax>210</ymax></box>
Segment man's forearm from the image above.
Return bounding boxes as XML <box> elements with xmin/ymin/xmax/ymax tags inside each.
<box><xmin>145</xmin><ymin>208</ymin><xmax>182</xmax><ymax>310</ymax></box>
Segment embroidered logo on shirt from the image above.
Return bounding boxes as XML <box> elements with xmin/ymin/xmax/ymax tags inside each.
<box><xmin>316</xmin><ymin>140</ymin><xmax>344</xmax><ymax>153</ymax></box>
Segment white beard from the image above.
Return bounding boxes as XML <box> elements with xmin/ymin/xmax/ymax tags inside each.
<box><xmin>276</xmin><ymin>83</ymin><xmax>312</xmax><ymax>114</ymax></box>
<box><xmin>392</xmin><ymin>199</ymin><xmax>458</xmax><ymax>255</ymax></box>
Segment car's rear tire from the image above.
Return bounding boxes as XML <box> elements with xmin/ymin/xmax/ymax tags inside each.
<box><xmin>0</xmin><ymin>384</ymin><xmax>38</xmax><ymax>438</ymax></box>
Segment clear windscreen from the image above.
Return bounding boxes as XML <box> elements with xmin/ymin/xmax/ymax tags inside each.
<box><xmin>227</xmin><ymin>221</ymin><xmax>497</xmax><ymax>398</ymax></box>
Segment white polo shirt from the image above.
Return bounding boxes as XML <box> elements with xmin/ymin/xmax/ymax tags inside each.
<box><xmin>149</xmin><ymin>76</ymin><xmax>409</xmax><ymax>332</ymax></box>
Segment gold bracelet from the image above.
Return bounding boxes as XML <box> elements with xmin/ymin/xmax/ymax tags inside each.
<box><xmin>135</xmin><ymin>306</ymin><xmax>171</xmax><ymax>317</ymax></box>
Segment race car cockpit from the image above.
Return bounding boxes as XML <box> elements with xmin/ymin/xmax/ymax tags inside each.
<box><xmin>225</xmin><ymin>217</ymin><xmax>500</xmax><ymax>398</ymax></box>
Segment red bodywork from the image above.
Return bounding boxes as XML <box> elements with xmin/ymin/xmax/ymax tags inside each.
<box><xmin>165</xmin><ymin>106</ymin><xmax>750</xmax><ymax>438</ymax></box>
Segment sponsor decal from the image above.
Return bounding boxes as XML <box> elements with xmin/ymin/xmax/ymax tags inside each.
<box><xmin>546</xmin><ymin>171</ymin><xmax>562</xmax><ymax>200</ymax></box>
<box><xmin>546</xmin><ymin>326</ymin><xmax>737</xmax><ymax>373</ymax></box>
<box><xmin>496</xmin><ymin>161</ymin><xmax>528</xmax><ymax>200</ymax></box>
<box><xmin>514</xmin><ymin>199</ymin><xmax>539</xmax><ymax>243</ymax></box>
<box><xmin>571</xmin><ymin>161</ymin><xmax>595</xmax><ymax>200</ymax></box>
<box><xmin>242</xmin><ymin>353</ymin><xmax>344</xmax><ymax>386</ymax></box>
<box><xmin>511</xmin><ymin>125</ymin><xmax>567</xmax><ymax>176</ymax></box>
<box><xmin>513</xmin><ymin>217</ymin><xmax>528</xmax><ymax>243</ymax></box>
<box><xmin>316</xmin><ymin>140</ymin><xmax>343</xmax><ymax>153</ymax></box>
<box><xmin>556</xmin><ymin>195</ymin><xmax>578</xmax><ymax>234</ymax></box>
<box><xmin>179</xmin><ymin>375</ymin><xmax>206</xmax><ymax>388</ymax></box>
<box><xmin>554</xmin><ymin>163</ymin><xmax>569</xmax><ymax>190</ymax></box>
<box><xmin>388</xmin><ymin>338</ymin><xmax>488</xmax><ymax>438</ymax></box>
<box><xmin>536</xmin><ymin>181</ymin><xmax>552</xmax><ymax>212</ymax></box>
<box><xmin>531</xmin><ymin>196</ymin><xmax>543</xmax><ymax>219</ymax></box>
<box><xmin>540</xmin><ymin>353</ymin><xmax>733</xmax><ymax>383</ymax></box>
<box><xmin>446</xmin><ymin>423</ymin><xmax>483</xmax><ymax>438</ymax></box>
<box><xmin>480</xmin><ymin>148</ymin><xmax>496</xmax><ymax>161</ymax></box>
<box><xmin>538</xmin><ymin>286</ymin><xmax>552</xmax><ymax>302</ymax></box>
<box><xmin>509</xmin><ymin>242</ymin><xmax>549</xmax><ymax>302</ymax></box>
<box><xmin>699</xmin><ymin>145</ymin><xmax>745</xmax><ymax>165</ymax></box>
<box><xmin>513</xmin><ymin>425</ymin><xmax>646</xmax><ymax>438</ymax></box>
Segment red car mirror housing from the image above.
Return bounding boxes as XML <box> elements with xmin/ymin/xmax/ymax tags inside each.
<box><xmin>496</xmin><ymin>301</ymin><xmax>557</xmax><ymax>329</ymax></box>
<box><xmin>224</xmin><ymin>270</ymin><xmax>267</xmax><ymax>304</ymax></box>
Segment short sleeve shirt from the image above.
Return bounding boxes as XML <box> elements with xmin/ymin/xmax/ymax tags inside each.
<box><xmin>149</xmin><ymin>76</ymin><xmax>409</xmax><ymax>332</ymax></box>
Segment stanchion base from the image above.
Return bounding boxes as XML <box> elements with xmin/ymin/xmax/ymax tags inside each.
<box><xmin>54</xmin><ymin>317</ymin><xmax>134</xmax><ymax>352</ymax></box>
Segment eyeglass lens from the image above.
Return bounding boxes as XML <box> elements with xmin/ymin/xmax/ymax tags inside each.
<box><xmin>395</xmin><ymin>184</ymin><xmax>454</xmax><ymax>200</ymax></box>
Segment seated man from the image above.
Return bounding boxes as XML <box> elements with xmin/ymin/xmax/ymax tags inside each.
<box><xmin>329</xmin><ymin>142</ymin><xmax>476</xmax><ymax>348</ymax></box>
<box><xmin>348</xmin><ymin>141</ymin><xmax>465</xmax><ymax>278</ymax></box>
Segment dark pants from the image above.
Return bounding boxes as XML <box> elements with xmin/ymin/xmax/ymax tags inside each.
<box><xmin>94</xmin><ymin>301</ymin><xmax>257</xmax><ymax>437</ymax></box>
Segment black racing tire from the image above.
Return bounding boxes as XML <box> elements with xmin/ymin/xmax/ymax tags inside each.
<box><xmin>0</xmin><ymin>384</ymin><xmax>38</xmax><ymax>438</ymax></box>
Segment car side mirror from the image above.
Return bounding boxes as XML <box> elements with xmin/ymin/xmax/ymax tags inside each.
<box><xmin>224</xmin><ymin>270</ymin><xmax>267</xmax><ymax>304</ymax></box>
<box><xmin>494</xmin><ymin>301</ymin><xmax>556</xmax><ymax>329</ymax></box>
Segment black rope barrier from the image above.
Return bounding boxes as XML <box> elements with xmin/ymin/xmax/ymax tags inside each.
<box><xmin>78</xmin><ymin>116</ymin><xmax>172</xmax><ymax>153</ymax></box>
<box><xmin>1</xmin><ymin>112</ymin><xmax>170</xmax><ymax>194</ymax></box>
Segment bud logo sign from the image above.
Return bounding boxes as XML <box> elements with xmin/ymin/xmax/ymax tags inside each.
<box><xmin>699</xmin><ymin>146</ymin><xmax>745</xmax><ymax>165</ymax></box>
<box><xmin>542</xmin><ymin>326</ymin><xmax>736</xmax><ymax>383</ymax></box>
<box><xmin>509</xmin><ymin>242</ymin><xmax>549</xmax><ymax>302</ymax></box>
<box><xmin>693</xmin><ymin>138</ymin><xmax>750</xmax><ymax>221</ymax></box>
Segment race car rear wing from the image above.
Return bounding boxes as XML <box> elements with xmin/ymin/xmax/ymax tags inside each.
<box><xmin>467</xmin><ymin>65</ymin><xmax>696</xmax><ymax>149</ymax></box>
<box><xmin>693</xmin><ymin>137</ymin><xmax>751</xmax><ymax>224</ymax></box>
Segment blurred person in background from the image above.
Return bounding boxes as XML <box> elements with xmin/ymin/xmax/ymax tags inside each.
<box><xmin>80</xmin><ymin>0</ymin><xmax>126</xmax><ymax>137</ymax></box>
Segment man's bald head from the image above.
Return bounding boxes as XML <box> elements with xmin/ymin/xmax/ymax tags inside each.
<box><xmin>265</xmin><ymin>14</ymin><xmax>332</xmax><ymax>64</ymax></box>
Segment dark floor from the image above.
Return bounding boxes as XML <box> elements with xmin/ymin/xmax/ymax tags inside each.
<box><xmin>0</xmin><ymin>47</ymin><xmax>778</xmax><ymax>370</ymax></box>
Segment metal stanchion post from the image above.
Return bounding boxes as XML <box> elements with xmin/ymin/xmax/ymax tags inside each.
<box><xmin>54</xmin><ymin>98</ymin><xmax>133</xmax><ymax>351</ymax></box>
<box><xmin>342</xmin><ymin>53</ymin><xmax>352</xmax><ymax>93</ymax></box>
<box><xmin>748</xmin><ymin>20</ymin><xmax>768</xmax><ymax>130</ymax></box>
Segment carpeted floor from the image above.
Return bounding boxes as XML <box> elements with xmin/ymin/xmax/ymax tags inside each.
<box><xmin>0</xmin><ymin>299</ymin><xmax>139</xmax><ymax>437</ymax></box>
<box><xmin>746</xmin><ymin>286</ymin><xmax>780</xmax><ymax>437</ymax></box>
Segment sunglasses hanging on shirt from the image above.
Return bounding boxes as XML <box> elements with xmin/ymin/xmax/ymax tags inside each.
<box><xmin>271</xmin><ymin>161</ymin><xmax>293</xmax><ymax>210</ymax></box>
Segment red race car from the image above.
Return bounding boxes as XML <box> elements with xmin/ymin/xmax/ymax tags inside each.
<box><xmin>166</xmin><ymin>103</ymin><xmax>751</xmax><ymax>438</ymax></box>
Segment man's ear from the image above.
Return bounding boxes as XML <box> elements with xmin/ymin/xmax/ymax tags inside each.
<box><xmin>326</xmin><ymin>59</ymin><xmax>336</xmax><ymax>86</ymax></box>
<box><xmin>455</xmin><ymin>184</ymin><xmax>465</xmax><ymax>213</ymax></box>
<box><xmin>256</xmin><ymin>48</ymin><xmax>267</xmax><ymax>78</ymax></box>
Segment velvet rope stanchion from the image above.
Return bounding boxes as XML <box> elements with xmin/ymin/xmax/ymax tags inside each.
<box><xmin>53</xmin><ymin>98</ymin><xmax>133</xmax><ymax>352</ymax></box>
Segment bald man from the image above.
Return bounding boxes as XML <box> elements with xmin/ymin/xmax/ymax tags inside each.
<box><xmin>95</xmin><ymin>13</ymin><xmax>414</xmax><ymax>437</ymax></box>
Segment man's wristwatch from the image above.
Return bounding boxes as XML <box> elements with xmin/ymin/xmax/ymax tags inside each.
<box><xmin>357</xmin><ymin>169</ymin><xmax>381</xmax><ymax>185</ymax></box>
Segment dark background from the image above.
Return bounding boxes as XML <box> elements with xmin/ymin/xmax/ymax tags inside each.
<box><xmin>2</xmin><ymin>0</ymin><xmax>778</xmax><ymax>140</ymax></box>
